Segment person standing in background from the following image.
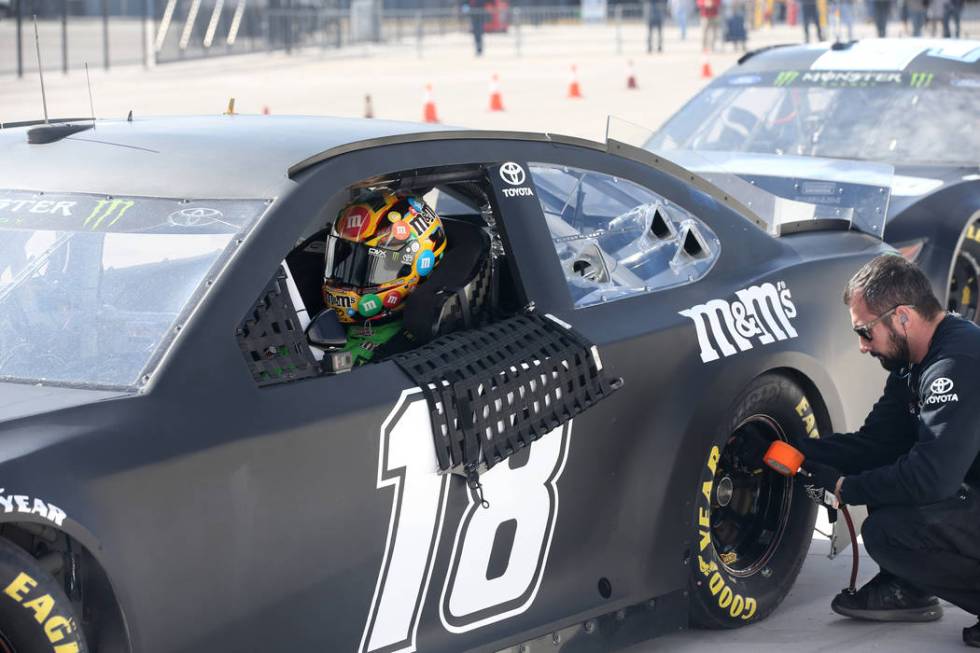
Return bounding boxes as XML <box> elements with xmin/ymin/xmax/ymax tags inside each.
<box><xmin>698</xmin><ymin>0</ymin><xmax>721</xmax><ymax>51</ymax></box>
<box><xmin>725</xmin><ymin>0</ymin><xmax>749</xmax><ymax>50</ymax></box>
<box><xmin>871</xmin><ymin>0</ymin><xmax>891</xmax><ymax>36</ymax></box>
<box><xmin>907</xmin><ymin>0</ymin><xmax>927</xmax><ymax>35</ymax></box>
<box><xmin>647</xmin><ymin>0</ymin><xmax>669</xmax><ymax>52</ymax></box>
<box><xmin>831</xmin><ymin>0</ymin><xmax>855</xmax><ymax>40</ymax></box>
<box><xmin>800</xmin><ymin>0</ymin><xmax>824</xmax><ymax>41</ymax></box>
<box><xmin>942</xmin><ymin>0</ymin><xmax>962</xmax><ymax>36</ymax></box>
<box><xmin>462</xmin><ymin>0</ymin><xmax>487</xmax><ymax>56</ymax></box>
<box><xmin>672</xmin><ymin>0</ymin><xmax>691</xmax><ymax>40</ymax></box>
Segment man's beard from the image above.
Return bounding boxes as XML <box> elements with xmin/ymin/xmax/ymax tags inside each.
<box><xmin>873</xmin><ymin>323</ymin><xmax>912</xmax><ymax>372</ymax></box>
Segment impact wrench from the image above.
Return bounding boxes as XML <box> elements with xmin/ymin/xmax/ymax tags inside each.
<box><xmin>763</xmin><ymin>440</ymin><xmax>859</xmax><ymax>595</ymax></box>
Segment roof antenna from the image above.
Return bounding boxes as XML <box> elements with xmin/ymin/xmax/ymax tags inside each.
<box><xmin>85</xmin><ymin>62</ymin><xmax>97</xmax><ymax>127</ymax></box>
<box><xmin>33</xmin><ymin>15</ymin><xmax>49</xmax><ymax>124</ymax></box>
<box><xmin>25</xmin><ymin>34</ymin><xmax>95</xmax><ymax>144</ymax></box>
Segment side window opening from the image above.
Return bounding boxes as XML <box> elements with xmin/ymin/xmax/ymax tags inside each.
<box><xmin>529</xmin><ymin>163</ymin><xmax>719</xmax><ymax>309</ymax></box>
<box><xmin>237</xmin><ymin>163</ymin><xmax>520</xmax><ymax>385</ymax></box>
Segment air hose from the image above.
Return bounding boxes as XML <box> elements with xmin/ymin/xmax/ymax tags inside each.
<box><xmin>763</xmin><ymin>439</ymin><xmax>859</xmax><ymax>594</ymax></box>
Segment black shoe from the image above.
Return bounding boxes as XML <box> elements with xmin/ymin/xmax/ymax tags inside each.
<box><xmin>831</xmin><ymin>571</ymin><xmax>943</xmax><ymax>622</ymax></box>
<box><xmin>965</xmin><ymin>619</ymin><xmax>980</xmax><ymax>648</ymax></box>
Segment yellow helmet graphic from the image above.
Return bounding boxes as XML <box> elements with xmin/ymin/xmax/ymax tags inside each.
<box><xmin>322</xmin><ymin>192</ymin><xmax>447</xmax><ymax>324</ymax></box>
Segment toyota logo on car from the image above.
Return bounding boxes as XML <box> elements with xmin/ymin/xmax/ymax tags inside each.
<box><xmin>499</xmin><ymin>162</ymin><xmax>535</xmax><ymax>198</ymax></box>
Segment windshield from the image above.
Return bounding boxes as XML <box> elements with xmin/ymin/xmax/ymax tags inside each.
<box><xmin>0</xmin><ymin>191</ymin><xmax>268</xmax><ymax>389</ymax></box>
<box><xmin>649</xmin><ymin>71</ymin><xmax>980</xmax><ymax>165</ymax></box>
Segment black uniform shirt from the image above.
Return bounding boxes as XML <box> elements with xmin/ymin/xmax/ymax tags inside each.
<box><xmin>838</xmin><ymin>314</ymin><xmax>980</xmax><ymax>506</ymax></box>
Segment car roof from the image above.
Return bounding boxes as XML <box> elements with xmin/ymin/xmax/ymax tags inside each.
<box><xmin>0</xmin><ymin>115</ymin><xmax>458</xmax><ymax>199</ymax></box>
<box><xmin>734</xmin><ymin>38</ymin><xmax>980</xmax><ymax>74</ymax></box>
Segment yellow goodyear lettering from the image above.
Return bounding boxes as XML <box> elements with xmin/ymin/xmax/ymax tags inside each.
<box><xmin>730</xmin><ymin>594</ymin><xmax>744</xmax><ymax>617</ymax></box>
<box><xmin>701</xmin><ymin>479</ymin><xmax>713</xmax><ymax>503</ymax></box>
<box><xmin>44</xmin><ymin>616</ymin><xmax>73</xmax><ymax>643</ymax></box>
<box><xmin>2</xmin><ymin>571</ymin><xmax>82</xmax><ymax>652</ymax></box>
<box><xmin>709</xmin><ymin>572</ymin><xmax>725</xmax><ymax>596</ymax></box>
<box><xmin>968</xmin><ymin>224</ymin><xmax>980</xmax><ymax>245</ymax></box>
<box><xmin>697</xmin><ymin>443</ymin><xmax>760</xmax><ymax>621</ymax></box>
<box><xmin>699</xmin><ymin>528</ymin><xmax>712</xmax><ymax>552</ymax></box>
<box><xmin>24</xmin><ymin>593</ymin><xmax>54</xmax><ymax>623</ymax></box>
<box><xmin>796</xmin><ymin>396</ymin><xmax>820</xmax><ymax>438</ymax></box>
<box><xmin>719</xmin><ymin>586</ymin><xmax>733</xmax><ymax>609</ymax></box>
<box><xmin>706</xmin><ymin>446</ymin><xmax>720</xmax><ymax>474</ymax></box>
<box><xmin>698</xmin><ymin>555</ymin><xmax>718</xmax><ymax>577</ymax></box>
<box><xmin>4</xmin><ymin>572</ymin><xmax>37</xmax><ymax>602</ymax></box>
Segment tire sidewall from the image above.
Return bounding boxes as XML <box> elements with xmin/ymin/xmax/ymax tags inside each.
<box><xmin>0</xmin><ymin>540</ymin><xmax>87</xmax><ymax>653</ymax></box>
<box><xmin>689</xmin><ymin>374</ymin><xmax>820</xmax><ymax>628</ymax></box>
<box><xmin>955</xmin><ymin>227</ymin><xmax>980</xmax><ymax>323</ymax></box>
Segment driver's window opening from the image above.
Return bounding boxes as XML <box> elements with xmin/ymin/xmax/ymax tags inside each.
<box><xmin>244</xmin><ymin>163</ymin><xmax>521</xmax><ymax>382</ymax></box>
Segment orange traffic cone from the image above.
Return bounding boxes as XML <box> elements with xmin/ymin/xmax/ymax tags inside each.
<box><xmin>626</xmin><ymin>60</ymin><xmax>638</xmax><ymax>89</ymax></box>
<box><xmin>568</xmin><ymin>64</ymin><xmax>583</xmax><ymax>99</ymax></box>
<box><xmin>423</xmin><ymin>84</ymin><xmax>439</xmax><ymax>123</ymax></box>
<box><xmin>364</xmin><ymin>94</ymin><xmax>374</xmax><ymax>119</ymax></box>
<box><xmin>489</xmin><ymin>74</ymin><xmax>504</xmax><ymax>112</ymax></box>
<box><xmin>701</xmin><ymin>58</ymin><xmax>714</xmax><ymax>79</ymax></box>
<box><xmin>261</xmin><ymin>105</ymin><xmax>270</xmax><ymax>115</ymax></box>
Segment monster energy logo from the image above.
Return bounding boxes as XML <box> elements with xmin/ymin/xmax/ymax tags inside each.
<box><xmin>774</xmin><ymin>71</ymin><xmax>799</xmax><ymax>87</ymax></box>
<box><xmin>83</xmin><ymin>198</ymin><xmax>135</xmax><ymax>230</ymax></box>
<box><xmin>909</xmin><ymin>72</ymin><xmax>934</xmax><ymax>88</ymax></box>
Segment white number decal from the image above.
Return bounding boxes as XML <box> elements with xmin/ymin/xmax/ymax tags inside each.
<box><xmin>359</xmin><ymin>390</ymin><xmax>571</xmax><ymax>652</ymax></box>
<box><xmin>359</xmin><ymin>394</ymin><xmax>451</xmax><ymax>653</ymax></box>
<box><xmin>440</xmin><ymin>423</ymin><xmax>569</xmax><ymax>632</ymax></box>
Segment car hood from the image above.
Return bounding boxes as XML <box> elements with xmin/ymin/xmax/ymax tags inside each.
<box><xmin>0</xmin><ymin>381</ymin><xmax>130</xmax><ymax>425</ymax></box>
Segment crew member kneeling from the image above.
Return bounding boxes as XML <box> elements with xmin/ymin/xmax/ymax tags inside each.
<box><xmin>797</xmin><ymin>255</ymin><xmax>980</xmax><ymax>648</ymax></box>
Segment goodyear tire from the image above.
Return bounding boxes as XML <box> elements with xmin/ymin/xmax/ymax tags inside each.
<box><xmin>0</xmin><ymin>539</ymin><xmax>88</xmax><ymax>653</ymax></box>
<box><xmin>689</xmin><ymin>373</ymin><xmax>822</xmax><ymax>629</ymax></box>
<box><xmin>949</xmin><ymin>224</ymin><xmax>980</xmax><ymax>324</ymax></box>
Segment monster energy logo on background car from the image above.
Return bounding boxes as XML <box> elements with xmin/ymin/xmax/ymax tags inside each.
<box><xmin>909</xmin><ymin>72</ymin><xmax>935</xmax><ymax>88</ymax></box>
<box><xmin>83</xmin><ymin>198</ymin><xmax>135</xmax><ymax>230</ymax></box>
<box><xmin>679</xmin><ymin>281</ymin><xmax>799</xmax><ymax>363</ymax></box>
<box><xmin>774</xmin><ymin>71</ymin><xmax>799</xmax><ymax>86</ymax></box>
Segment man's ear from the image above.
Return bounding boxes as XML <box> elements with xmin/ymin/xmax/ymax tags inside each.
<box><xmin>898</xmin><ymin>307</ymin><xmax>910</xmax><ymax>325</ymax></box>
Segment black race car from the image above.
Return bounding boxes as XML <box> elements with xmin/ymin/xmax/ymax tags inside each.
<box><xmin>0</xmin><ymin>116</ymin><xmax>889</xmax><ymax>653</ymax></box>
<box><xmin>649</xmin><ymin>38</ymin><xmax>980</xmax><ymax>323</ymax></box>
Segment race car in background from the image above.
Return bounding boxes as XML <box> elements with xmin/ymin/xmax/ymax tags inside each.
<box><xmin>649</xmin><ymin>39</ymin><xmax>980</xmax><ymax>322</ymax></box>
<box><xmin>0</xmin><ymin>115</ymin><xmax>890</xmax><ymax>652</ymax></box>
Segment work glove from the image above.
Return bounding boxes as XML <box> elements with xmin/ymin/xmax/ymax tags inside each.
<box><xmin>800</xmin><ymin>459</ymin><xmax>842</xmax><ymax>508</ymax></box>
<box><xmin>735</xmin><ymin>423</ymin><xmax>771</xmax><ymax>470</ymax></box>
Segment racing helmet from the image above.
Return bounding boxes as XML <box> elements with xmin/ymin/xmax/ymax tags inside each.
<box><xmin>322</xmin><ymin>192</ymin><xmax>447</xmax><ymax>324</ymax></box>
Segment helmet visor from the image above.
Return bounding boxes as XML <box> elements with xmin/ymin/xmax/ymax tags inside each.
<box><xmin>324</xmin><ymin>235</ymin><xmax>412</xmax><ymax>288</ymax></box>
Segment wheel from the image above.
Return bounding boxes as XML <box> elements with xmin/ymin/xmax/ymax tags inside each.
<box><xmin>689</xmin><ymin>373</ymin><xmax>821</xmax><ymax>628</ymax></box>
<box><xmin>0</xmin><ymin>539</ymin><xmax>88</xmax><ymax>653</ymax></box>
<box><xmin>948</xmin><ymin>244</ymin><xmax>980</xmax><ymax>324</ymax></box>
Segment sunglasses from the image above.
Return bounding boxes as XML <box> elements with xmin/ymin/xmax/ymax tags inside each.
<box><xmin>852</xmin><ymin>304</ymin><xmax>913</xmax><ymax>341</ymax></box>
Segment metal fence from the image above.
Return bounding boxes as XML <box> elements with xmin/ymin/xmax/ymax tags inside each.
<box><xmin>3</xmin><ymin>0</ymin><xmax>978</xmax><ymax>76</ymax></box>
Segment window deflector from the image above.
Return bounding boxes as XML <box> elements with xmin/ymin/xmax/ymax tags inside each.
<box><xmin>606</xmin><ymin>116</ymin><xmax>892</xmax><ymax>240</ymax></box>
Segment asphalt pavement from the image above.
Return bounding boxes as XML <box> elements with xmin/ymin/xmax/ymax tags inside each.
<box><xmin>626</xmin><ymin>537</ymin><xmax>975</xmax><ymax>652</ymax></box>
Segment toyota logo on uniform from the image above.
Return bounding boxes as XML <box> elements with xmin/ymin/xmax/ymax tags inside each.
<box><xmin>168</xmin><ymin>207</ymin><xmax>224</xmax><ymax>226</ymax></box>
<box><xmin>930</xmin><ymin>377</ymin><xmax>954</xmax><ymax>394</ymax></box>
<box><xmin>925</xmin><ymin>377</ymin><xmax>959</xmax><ymax>405</ymax></box>
<box><xmin>500</xmin><ymin>162</ymin><xmax>526</xmax><ymax>186</ymax></box>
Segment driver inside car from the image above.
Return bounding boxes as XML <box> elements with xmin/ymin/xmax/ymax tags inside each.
<box><xmin>321</xmin><ymin>191</ymin><xmax>447</xmax><ymax>366</ymax></box>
